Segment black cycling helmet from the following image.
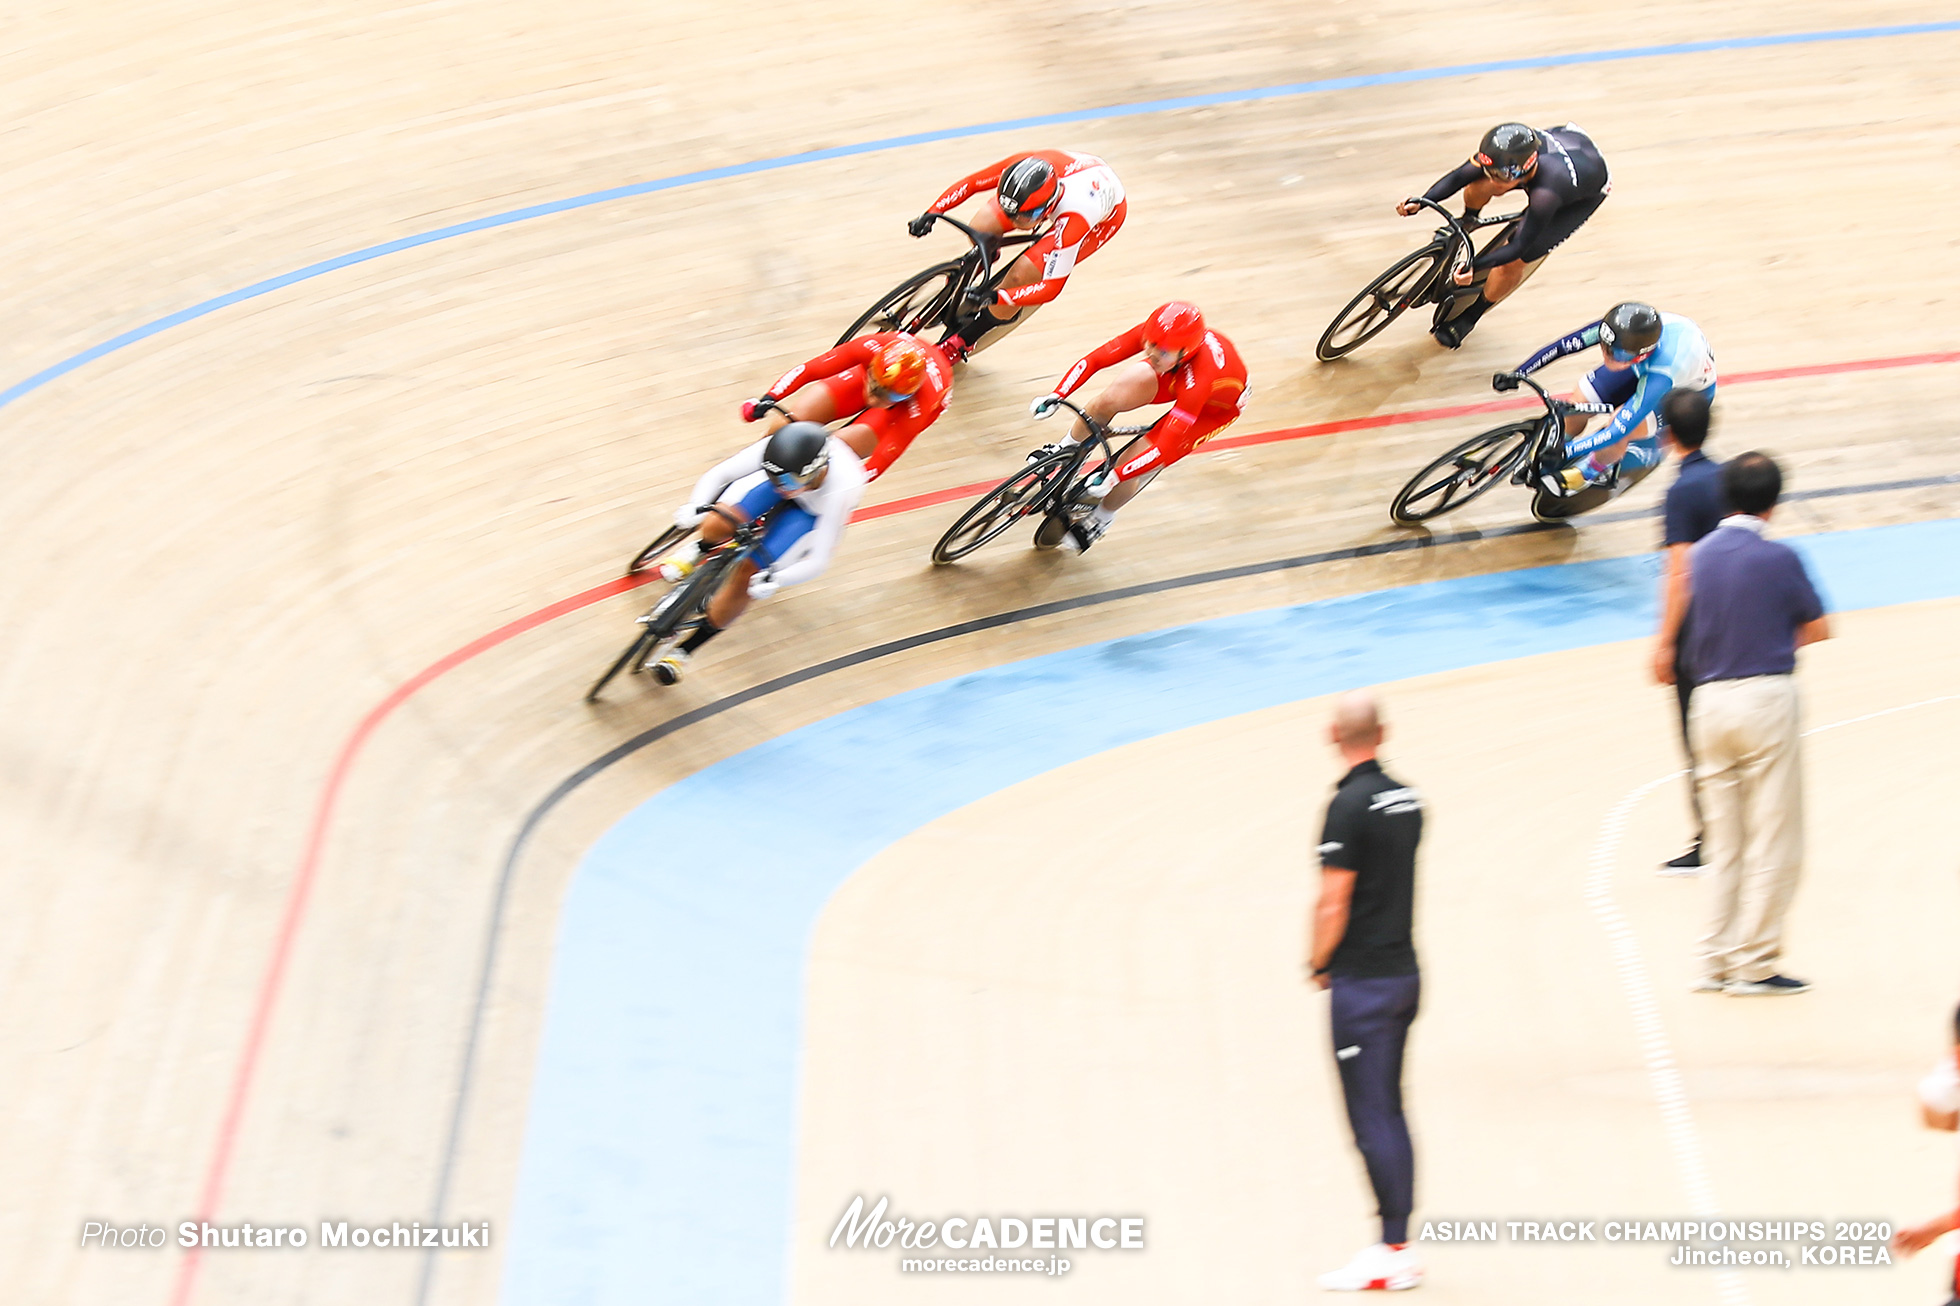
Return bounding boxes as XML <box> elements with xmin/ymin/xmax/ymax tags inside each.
<box><xmin>998</xmin><ymin>156</ymin><xmax>1060</xmax><ymax>222</ymax></box>
<box><xmin>1475</xmin><ymin>122</ymin><xmax>1541</xmax><ymax>180</ymax></box>
<box><xmin>762</xmin><ymin>421</ymin><xmax>831</xmax><ymax>491</ymax></box>
<box><xmin>1598</xmin><ymin>302</ymin><xmax>1663</xmax><ymax>360</ymax></box>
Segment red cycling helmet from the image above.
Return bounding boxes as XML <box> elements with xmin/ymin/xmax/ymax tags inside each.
<box><xmin>868</xmin><ymin>336</ymin><xmax>930</xmax><ymax>400</ymax></box>
<box><xmin>1142</xmin><ymin>301</ymin><xmax>1205</xmax><ymax>358</ymax></box>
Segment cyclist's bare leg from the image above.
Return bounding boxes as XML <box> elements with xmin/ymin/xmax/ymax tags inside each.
<box><xmin>1482</xmin><ymin>254</ymin><xmax>1544</xmax><ymax>304</ymax></box>
<box><xmin>705</xmin><ymin>556</ymin><xmax>760</xmax><ymax>628</ymax></box>
<box><xmin>699</xmin><ymin>502</ymin><xmax>746</xmax><ymax>545</ymax></box>
<box><xmin>1069</xmin><ymin>361</ymin><xmax>1160</xmax><ymax>512</ymax></box>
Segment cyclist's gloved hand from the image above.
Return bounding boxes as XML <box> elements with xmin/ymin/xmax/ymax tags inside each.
<box><xmin>747</xmin><ymin>572</ymin><xmax>780</xmax><ymax>602</ymax></box>
<box><xmin>674</xmin><ymin>503</ymin><xmax>709</xmax><ymax>530</ymax></box>
<box><xmin>1029</xmin><ymin>394</ymin><xmax>1063</xmax><ymax>420</ymax></box>
<box><xmin>961</xmin><ymin>286</ymin><xmax>998</xmax><ymax>316</ymax></box>
<box><xmin>1491</xmin><ymin>372</ymin><xmax>1521</xmax><ymax>392</ymax></box>
<box><xmin>740</xmin><ymin>396</ymin><xmax>775</xmax><ymax>423</ymax></box>
<box><xmin>1395</xmin><ymin>199</ymin><xmax>1421</xmax><ymax>217</ymax></box>
<box><xmin>907</xmin><ymin>213</ymin><xmax>935</xmax><ymax>238</ymax></box>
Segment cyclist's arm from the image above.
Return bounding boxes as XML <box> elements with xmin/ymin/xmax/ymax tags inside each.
<box><xmin>995</xmin><ymin>214</ymin><xmax>1091</xmax><ymax>309</ymax></box>
<box><xmin>1515</xmin><ymin>320</ymin><xmax>1602</xmax><ymax>375</ymax></box>
<box><xmin>1053</xmin><ymin>323</ymin><xmax>1146</xmax><ymax>398</ymax></box>
<box><xmin>688</xmin><ymin>439</ymin><xmax>767</xmax><ymax>509</ymax></box>
<box><xmin>926</xmin><ymin>156</ymin><xmax>1013</xmax><ymax>214</ymax></box>
<box><xmin>1469</xmin><ymin>185</ymin><xmax>1560</xmax><ymax>270</ymax></box>
<box><xmin>1604</xmin><ymin>371</ymin><xmax>1671</xmax><ymax>443</ymax></box>
<box><xmin>764</xmin><ymin>340</ymin><xmax>874</xmax><ymax>401</ymax></box>
<box><xmin>767</xmin><ymin>462</ymin><xmax>867</xmax><ymax>586</ymax></box>
<box><xmin>1421</xmin><ymin>160</ymin><xmax>1483</xmax><ymax>208</ymax></box>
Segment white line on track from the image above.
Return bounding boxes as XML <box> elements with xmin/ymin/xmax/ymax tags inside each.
<box><xmin>1585</xmin><ymin>691</ymin><xmax>1960</xmax><ymax>1306</ymax></box>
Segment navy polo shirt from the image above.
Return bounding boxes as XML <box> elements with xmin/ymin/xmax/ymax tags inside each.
<box><xmin>1683</xmin><ymin>517</ymin><xmax>1825</xmax><ymax>684</ymax></box>
<box><xmin>1662</xmin><ymin>449</ymin><xmax>1725</xmax><ymax>548</ymax></box>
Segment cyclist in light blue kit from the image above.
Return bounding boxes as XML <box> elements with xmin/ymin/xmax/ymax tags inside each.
<box><xmin>1514</xmin><ymin>301</ymin><xmax>1716</xmax><ymax>495</ymax></box>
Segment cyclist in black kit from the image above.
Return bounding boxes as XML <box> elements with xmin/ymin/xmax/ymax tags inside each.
<box><xmin>1397</xmin><ymin>122</ymin><xmax>1611</xmax><ymax>348</ymax></box>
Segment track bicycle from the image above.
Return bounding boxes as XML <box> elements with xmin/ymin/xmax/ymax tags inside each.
<box><xmin>1315</xmin><ymin>197</ymin><xmax>1526</xmax><ymax>362</ymax></box>
<box><xmin>1387</xmin><ymin>371</ymin><xmax>1634</xmax><ymax>527</ymax></box>
<box><xmin>618</xmin><ymin>399</ymin><xmax>799</xmax><ymax>577</ymax></box>
<box><xmin>929</xmin><ymin>398</ymin><xmax>1155</xmax><ymax>563</ymax></box>
<box><xmin>587</xmin><ymin>503</ymin><xmax>781</xmax><ymax>701</ymax></box>
<box><xmin>838</xmin><ymin>212</ymin><xmax>1043</xmax><ymax>346</ymax></box>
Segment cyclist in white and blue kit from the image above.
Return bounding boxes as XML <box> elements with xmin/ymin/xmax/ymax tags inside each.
<box><xmin>1515</xmin><ymin>301</ymin><xmax>1717</xmax><ymax>494</ymax></box>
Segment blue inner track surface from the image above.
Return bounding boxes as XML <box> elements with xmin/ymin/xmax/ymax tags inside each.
<box><xmin>5</xmin><ymin>21</ymin><xmax>1958</xmax><ymax>414</ymax></box>
<box><xmin>501</xmin><ymin>518</ymin><xmax>1960</xmax><ymax>1305</ymax></box>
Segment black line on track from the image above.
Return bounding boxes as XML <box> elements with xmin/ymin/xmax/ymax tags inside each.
<box><xmin>414</xmin><ymin>468</ymin><xmax>1960</xmax><ymax>1301</ymax></box>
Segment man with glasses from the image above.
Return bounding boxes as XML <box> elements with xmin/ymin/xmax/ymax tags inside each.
<box><xmin>1398</xmin><ymin>121</ymin><xmax>1611</xmax><ymax>348</ymax></box>
<box><xmin>1513</xmin><ymin>301</ymin><xmax>1717</xmax><ymax>495</ymax></box>
<box><xmin>741</xmin><ymin>331</ymin><xmax>952</xmax><ymax>481</ymax></box>
<box><xmin>649</xmin><ymin>421</ymin><xmax>866</xmax><ymax>684</ymax></box>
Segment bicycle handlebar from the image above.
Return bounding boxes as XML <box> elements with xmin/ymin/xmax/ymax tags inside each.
<box><xmin>1492</xmin><ymin>371</ymin><xmax>1613</xmax><ymax>418</ymax></box>
<box><xmin>1043</xmin><ymin>396</ymin><xmax>1120</xmax><ymax>455</ymax></box>
<box><xmin>918</xmin><ymin>212</ymin><xmax>1043</xmax><ymax>295</ymax></box>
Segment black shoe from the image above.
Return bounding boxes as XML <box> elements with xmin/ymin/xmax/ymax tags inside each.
<box><xmin>1725</xmin><ymin>974</ymin><xmax>1811</xmax><ymax>996</ymax></box>
<box><xmin>1431</xmin><ymin>320</ymin><xmax>1468</xmax><ymax>349</ymax></box>
<box><xmin>1662</xmin><ymin>843</ymin><xmax>1703</xmax><ymax>873</ymax></box>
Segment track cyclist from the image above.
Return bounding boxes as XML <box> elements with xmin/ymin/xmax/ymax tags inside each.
<box><xmin>1399</xmin><ymin>122</ymin><xmax>1610</xmax><ymax>348</ymax></box>
<box><xmin>1514</xmin><ymin>301</ymin><xmax>1716</xmax><ymax>495</ymax></box>
<box><xmin>741</xmin><ymin>331</ymin><xmax>951</xmax><ymax>481</ymax></box>
<box><xmin>1026</xmin><ymin>301</ymin><xmax>1247</xmax><ymax>553</ymax></box>
<box><xmin>648</xmin><ymin>421</ymin><xmax>865</xmax><ymax>684</ymax></box>
<box><xmin>909</xmin><ymin>148</ymin><xmax>1128</xmax><ymax>360</ymax></box>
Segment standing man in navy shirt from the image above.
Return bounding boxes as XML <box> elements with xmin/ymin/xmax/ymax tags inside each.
<box><xmin>1651</xmin><ymin>390</ymin><xmax>1726</xmax><ymax>870</ymax></box>
<box><xmin>1684</xmin><ymin>452</ymin><xmax>1830</xmax><ymax>995</ymax></box>
<box><xmin>1308</xmin><ymin>690</ymin><xmax>1425</xmax><ymax>1291</ymax></box>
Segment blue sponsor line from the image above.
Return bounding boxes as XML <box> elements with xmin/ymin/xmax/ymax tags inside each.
<box><xmin>4</xmin><ymin>20</ymin><xmax>1959</xmax><ymax>416</ymax></box>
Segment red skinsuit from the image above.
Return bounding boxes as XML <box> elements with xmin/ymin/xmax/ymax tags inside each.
<box><xmin>1053</xmin><ymin>323</ymin><xmax>1248</xmax><ymax>481</ymax></box>
<box><xmin>764</xmin><ymin>332</ymin><xmax>953</xmax><ymax>481</ymax></box>
<box><xmin>926</xmin><ymin>149</ymin><xmax>1128</xmax><ymax>310</ymax></box>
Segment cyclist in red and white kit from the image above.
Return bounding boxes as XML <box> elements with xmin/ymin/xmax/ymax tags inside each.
<box><xmin>908</xmin><ymin>148</ymin><xmax>1128</xmax><ymax>360</ymax></box>
<box><xmin>739</xmin><ymin>332</ymin><xmax>952</xmax><ymax>481</ymax></box>
<box><xmin>1025</xmin><ymin>301</ymin><xmax>1247</xmax><ymax>553</ymax></box>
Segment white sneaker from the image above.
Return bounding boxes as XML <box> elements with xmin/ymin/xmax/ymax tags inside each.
<box><xmin>1317</xmin><ymin>1242</ymin><xmax>1422</xmax><ymax>1291</ymax></box>
<box><xmin>650</xmin><ymin>647</ymin><xmax>689</xmax><ymax>685</ymax></box>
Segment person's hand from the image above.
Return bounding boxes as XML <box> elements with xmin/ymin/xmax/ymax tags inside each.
<box><xmin>747</xmin><ymin>572</ymin><xmax>780</xmax><ymax>602</ymax></box>
<box><xmin>1893</xmin><ymin>1217</ymin><xmax>1954</xmax><ymax>1256</ymax></box>
<box><xmin>908</xmin><ymin>212</ymin><xmax>935</xmax><ymax>238</ymax></box>
<box><xmin>961</xmin><ymin>286</ymin><xmax>997</xmax><ymax>316</ymax></box>
<box><xmin>739</xmin><ymin>396</ymin><xmax>775</xmax><ymax>423</ymax></box>
<box><xmin>1451</xmin><ymin>262</ymin><xmax>1475</xmax><ymax>286</ymax></box>
<box><xmin>673</xmin><ymin>504</ymin><xmax>708</xmax><ymax>530</ymax></box>
<box><xmin>1652</xmin><ymin>641</ymin><xmax>1677</xmax><ymax>686</ymax></box>
<box><xmin>1396</xmin><ymin>199</ymin><xmax>1421</xmax><ymax>217</ymax></box>
<box><xmin>1029</xmin><ymin>394</ymin><xmax>1063</xmax><ymax>420</ymax></box>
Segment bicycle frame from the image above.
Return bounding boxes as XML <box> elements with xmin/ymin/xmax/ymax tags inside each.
<box><xmin>1491</xmin><ymin>370</ymin><xmax>1615</xmax><ymax>481</ymax></box>
<box><xmin>1400</xmin><ymin>195</ymin><xmax>1525</xmax><ymax>288</ymax></box>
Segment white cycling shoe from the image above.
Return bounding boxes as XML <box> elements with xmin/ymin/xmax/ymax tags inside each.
<box><xmin>1317</xmin><ymin>1242</ymin><xmax>1422</xmax><ymax>1292</ymax></box>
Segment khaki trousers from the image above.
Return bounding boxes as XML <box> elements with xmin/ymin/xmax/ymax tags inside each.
<box><xmin>1688</xmin><ymin>675</ymin><xmax>1804</xmax><ymax>983</ymax></box>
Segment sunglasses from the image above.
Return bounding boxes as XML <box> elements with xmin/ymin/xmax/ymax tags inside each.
<box><xmin>1605</xmin><ymin>344</ymin><xmax>1654</xmax><ymax>364</ymax></box>
<box><xmin>1476</xmin><ymin>153</ymin><xmax>1536</xmax><ymax>182</ymax></box>
<box><xmin>769</xmin><ymin>469</ymin><xmax>815</xmax><ymax>495</ymax></box>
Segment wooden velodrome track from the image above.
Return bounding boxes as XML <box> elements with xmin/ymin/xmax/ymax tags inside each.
<box><xmin>6</xmin><ymin>2</ymin><xmax>1959</xmax><ymax>1303</ymax></box>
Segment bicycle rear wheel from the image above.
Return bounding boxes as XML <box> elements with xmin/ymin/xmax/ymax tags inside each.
<box><xmin>930</xmin><ymin>452</ymin><xmax>1075</xmax><ymax>563</ymax></box>
<box><xmin>1317</xmin><ymin>243</ymin><xmax>1448</xmax><ymax>362</ymax></box>
<box><xmin>1389</xmin><ymin>420</ymin><xmax>1537</xmax><ymax>526</ymax></box>
<box><xmin>625</xmin><ymin>524</ymin><xmax>691</xmax><ymax>575</ymax></box>
<box><xmin>839</xmin><ymin>260</ymin><xmax>968</xmax><ymax>345</ymax></box>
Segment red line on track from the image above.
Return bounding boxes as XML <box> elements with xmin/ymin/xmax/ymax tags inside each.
<box><xmin>169</xmin><ymin>346</ymin><xmax>1958</xmax><ymax>1303</ymax></box>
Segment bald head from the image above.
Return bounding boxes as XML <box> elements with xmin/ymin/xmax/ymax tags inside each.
<box><xmin>1330</xmin><ymin>690</ymin><xmax>1384</xmax><ymax>758</ymax></box>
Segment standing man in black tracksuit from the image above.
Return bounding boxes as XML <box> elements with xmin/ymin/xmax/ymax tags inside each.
<box><xmin>1399</xmin><ymin>121</ymin><xmax>1611</xmax><ymax>348</ymax></box>
<box><xmin>1308</xmin><ymin>690</ymin><xmax>1426</xmax><ymax>1292</ymax></box>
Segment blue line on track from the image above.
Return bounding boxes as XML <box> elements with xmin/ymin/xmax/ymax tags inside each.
<box><xmin>4</xmin><ymin>20</ymin><xmax>1957</xmax><ymax>416</ymax></box>
<box><xmin>500</xmin><ymin>517</ymin><xmax>1960</xmax><ymax>1306</ymax></box>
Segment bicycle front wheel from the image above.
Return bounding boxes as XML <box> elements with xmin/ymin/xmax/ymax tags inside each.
<box><xmin>931</xmin><ymin>452</ymin><xmax>1075</xmax><ymax>564</ymax></box>
<box><xmin>839</xmin><ymin>260</ymin><xmax>968</xmax><ymax>345</ymax></box>
<box><xmin>1316</xmin><ymin>244</ymin><xmax>1448</xmax><ymax>362</ymax></box>
<box><xmin>1389</xmin><ymin>420</ymin><xmax>1537</xmax><ymax>526</ymax></box>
